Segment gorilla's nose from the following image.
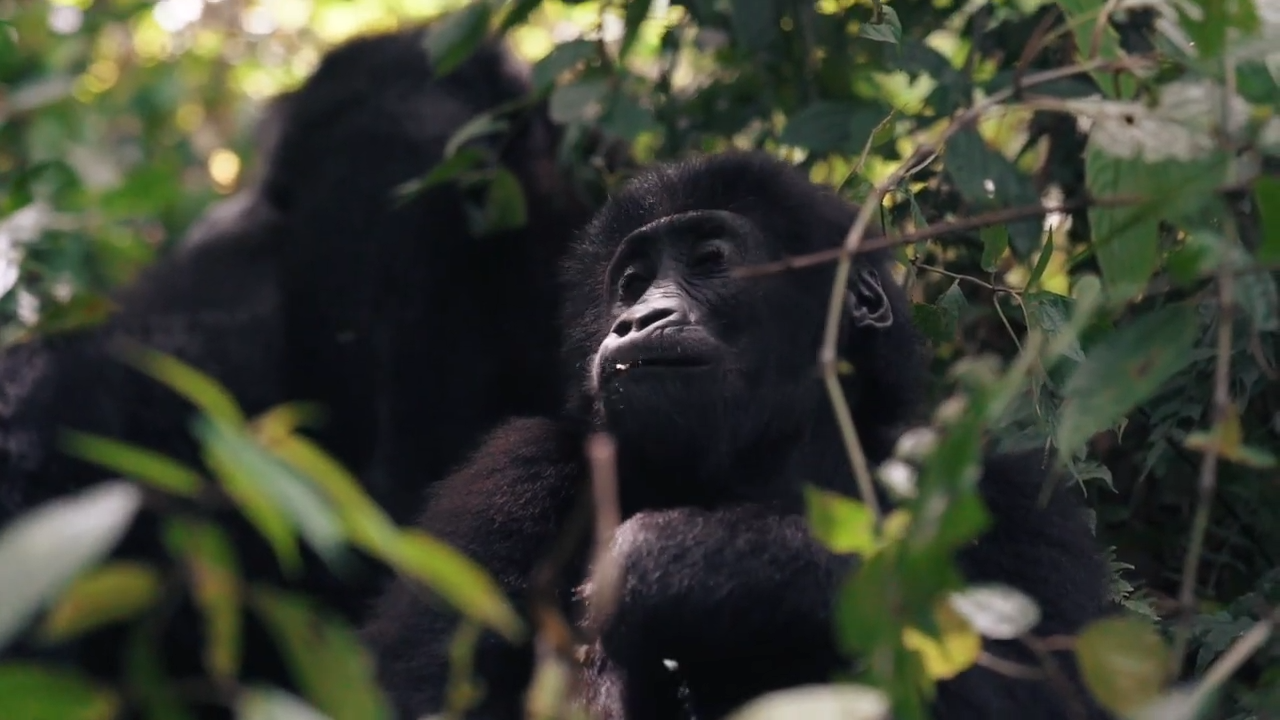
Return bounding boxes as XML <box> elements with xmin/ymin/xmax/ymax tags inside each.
<box><xmin>609</xmin><ymin>297</ymin><xmax>688</xmax><ymax>340</ymax></box>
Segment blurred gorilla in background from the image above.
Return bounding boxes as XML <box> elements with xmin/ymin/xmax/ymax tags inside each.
<box><xmin>0</xmin><ymin>23</ymin><xmax>620</xmax><ymax>718</ymax></box>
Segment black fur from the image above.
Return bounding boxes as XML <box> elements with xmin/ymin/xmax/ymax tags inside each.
<box><xmin>0</xmin><ymin>25</ymin><xmax>606</xmax><ymax>718</ymax></box>
<box><xmin>363</xmin><ymin>153</ymin><xmax>1113</xmax><ymax>720</ymax></box>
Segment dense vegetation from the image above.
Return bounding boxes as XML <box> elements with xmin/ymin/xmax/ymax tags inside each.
<box><xmin>0</xmin><ymin>0</ymin><xmax>1277</xmax><ymax>718</ymax></box>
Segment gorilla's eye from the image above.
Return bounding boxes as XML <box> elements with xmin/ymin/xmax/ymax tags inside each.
<box><xmin>617</xmin><ymin>268</ymin><xmax>649</xmax><ymax>299</ymax></box>
<box><xmin>690</xmin><ymin>243</ymin><xmax>729</xmax><ymax>272</ymax></box>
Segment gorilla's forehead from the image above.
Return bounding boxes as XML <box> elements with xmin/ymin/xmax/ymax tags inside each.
<box><xmin>584</xmin><ymin>152</ymin><xmax>856</xmax><ymax>259</ymax></box>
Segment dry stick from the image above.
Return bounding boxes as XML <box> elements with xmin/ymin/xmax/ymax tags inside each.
<box><xmin>584</xmin><ymin>432</ymin><xmax>624</xmax><ymax>622</ymax></box>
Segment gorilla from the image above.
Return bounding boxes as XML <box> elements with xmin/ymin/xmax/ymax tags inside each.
<box><xmin>0</xmin><ymin>24</ymin><xmax>613</xmax><ymax>719</ymax></box>
<box><xmin>362</xmin><ymin>152</ymin><xmax>1114</xmax><ymax>720</ymax></box>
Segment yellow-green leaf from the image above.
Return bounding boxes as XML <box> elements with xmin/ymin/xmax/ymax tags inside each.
<box><xmin>901</xmin><ymin>600</ymin><xmax>982</xmax><ymax>681</ymax></box>
<box><xmin>1075</xmin><ymin>616</ymin><xmax>1170</xmax><ymax>717</ymax></box>
<box><xmin>60</xmin><ymin>431</ymin><xmax>204</xmax><ymax>498</ymax></box>
<box><xmin>248</xmin><ymin>587</ymin><xmax>392</xmax><ymax>720</ymax></box>
<box><xmin>0</xmin><ymin>664</ymin><xmax>120</xmax><ymax>720</ymax></box>
<box><xmin>164</xmin><ymin>520</ymin><xmax>242</xmax><ymax>682</ymax></box>
<box><xmin>804</xmin><ymin>486</ymin><xmax>877</xmax><ymax>555</ymax></box>
<box><xmin>111</xmin><ymin>340</ymin><xmax>244</xmax><ymax>426</ymax></box>
<box><xmin>39</xmin><ymin>562</ymin><xmax>162</xmax><ymax>642</ymax></box>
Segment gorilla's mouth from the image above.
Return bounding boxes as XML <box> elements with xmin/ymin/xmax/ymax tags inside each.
<box><xmin>611</xmin><ymin>356</ymin><xmax>712</xmax><ymax>373</ymax></box>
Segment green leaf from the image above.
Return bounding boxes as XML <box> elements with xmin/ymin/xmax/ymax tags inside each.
<box><xmin>1256</xmin><ymin>175</ymin><xmax>1280</xmax><ymax>264</ymax></box>
<box><xmin>1075</xmin><ymin>616</ymin><xmax>1170</xmax><ymax>717</ymax></box>
<box><xmin>164</xmin><ymin>520</ymin><xmax>243</xmax><ymax>682</ymax></box>
<box><xmin>620</xmin><ymin>0</ymin><xmax>655</xmax><ymax>58</ymax></box>
<box><xmin>236</xmin><ymin>687</ymin><xmax>330</xmax><ymax>720</ymax></box>
<box><xmin>944</xmin><ymin>128</ymin><xmax>1043</xmax><ymax>258</ymax></box>
<box><xmin>39</xmin><ymin>562</ymin><xmax>162</xmax><ymax>642</ymax></box>
<box><xmin>1054</xmin><ymin>0</ymin><xmax>1139</xmax><ymax>98</ymax></box>
<box><xmin>803</xmin><ymin>486</ymin><xmax>876</xmax><ymax>555</ymax></box>
<box><xmin>780</xmin><ymin>104</ymin><xmax>883</xmax><ymax>156</ymax></box>
<box><xmin>1087</xmin><ymin>150</ymin><xmax>1228</xmax><ymax>302</ymax></box>
<box><xmin>383</xmin><ymin>530</ymin><xmax>526</xmax><ymax>643</ymax></box>
<box><xmin>728</xmin><ymin>0</ymin><xmax>778</xmax><ymax>52</ymax></box>
<box><xmin>423</xmin><ymin>2</ymin><xmax>493</xmax><ymax>77</ymax></box>
<box><xmin>443</xmin><ymin>112</ymin><xmax>509</xmax><ymax>159</ymax></box>
<box><xmin>548</xmin><ymin>78</ymin><xmax>610</xmax><ymax>125</ymax></box>
<box><xmin>530</xmin><ymin>40</ymin><xmax>597</xmax><ymax>92</ymax></box>
<box><xmin>496</xmin><ymin>0</ymin><xmax>543</xmax><ymax>34</ymax></box>
<box><xmin>396</xmin><ymin>147</ymin><xmax>487</xmax><ymax>201</ymax></box>
<box><xmin>111</xmin><ymin>341</ymin><xmax>245</xmax><ymax>426</ymax></box>
<box><xmin>249</xmin><ymin>587</ymin><xmax>392</xmax><ymax>720</ymax></box>
<box><xmin>858</xmin><ymin>5</ymin><xmax>902</xmax><ymax>44</ymax></box>
<box><xmin>0</xmin><ymin>482</ymin><xmax>142</xmax><ymax>653</ymax></box>
<box><xmin>1025</xmin><ymin>292</ymin><xmax>1084</xmax><ymax>362</ymax></box>
<box><xmin>196</xmin><ymin>417</ymin><xmax>344</xmax><ymax>572</ymax></box>
<box><xmin>1056</xmin><ymin>303</ymin><xmax>1201</xmax><ymax>453</ymax></box>
<box><xmin>476</xmin><ymin>166</ymin><xmax>528</xmax><ymax>237</ymax></box>
<box><xmin>59</xmin><ymin>431</ymin><xmax>204</xmax><ymax>498</ymax></box>
<box><xmin>727</xmin><ymin>684</ymin><xmax>890</xmax><ymax>720</ymax></box>
<box><xmin>980</xmin><ymin>224</ymin><xmax>1008</xmax><ymax>272</ymax></box>
<box><xmin>0</xmin><ymin>664</ymin><xmax>120</xmax><ymax>720</ymax></box>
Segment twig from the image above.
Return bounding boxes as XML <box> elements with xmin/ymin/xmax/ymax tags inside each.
<box><xmin>735</xmin><ymin>193</ymin><xmax>1141</xmax><ymax>279</ymax></box>
<box><xmin>1196</xmin><ymin>607</ymin><xmax>1278</xmax><ymax>693</ymax></box>
<box><xmin>584</xmin><ymin>432</ymin><xmax>624</xmax><ymax>622</ymax></box>
<box><xmin>1168</xmin><ymin>56</ymin><xmax>1244</xmax><ymax>679</ymax></box>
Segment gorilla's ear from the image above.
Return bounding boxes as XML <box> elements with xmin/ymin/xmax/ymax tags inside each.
<box><xmin>845</xmin><ymin>266</ymin><xmax>894</xmax><ymax>329</ymax></box>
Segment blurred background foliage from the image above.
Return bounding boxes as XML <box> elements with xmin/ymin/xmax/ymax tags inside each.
<box><xmin>1</xmin><ymin>0</ymin><xmax>1279</xmax><ymax>718</ymax></box>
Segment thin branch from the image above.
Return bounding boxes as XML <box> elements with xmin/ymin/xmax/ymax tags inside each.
<box><xmin>735</xmin><ymin>193</ymin><xmax>1140</xmax><ymax>279</ymax></box>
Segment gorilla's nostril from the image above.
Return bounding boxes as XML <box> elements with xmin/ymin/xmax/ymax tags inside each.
<box><xmin>632</xmin><ymin>306</ymin><xmax>675</xmax><ymax>332</ymax></box>
<box><xmin>611</xmin><ymin>318</ymin><xmax>634</xmax><ymax>337</ymax></box>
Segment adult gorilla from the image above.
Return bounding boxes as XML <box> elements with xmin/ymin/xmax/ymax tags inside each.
<box><xmin>0</xmin><ymin>24</ymin><xmax>611</xmax><ymax>718</ymax></box>
<box><xmin>0</xmin><ymin>26</ymin><xmax>606</xmax><ymax>524</ymax></box>
<box><xmin>363</xmin><ymin>152</ymin><xmax>1114</xmax><ymax>720</ymax></box>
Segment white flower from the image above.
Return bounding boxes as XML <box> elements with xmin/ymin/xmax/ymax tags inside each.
<box><xmin>876</xmin><ymin>459</ymin><xmax>919</xmax><ymax>500</ymax></box>
<box><xmin>893</xmin><ymin>427</ymin><xmax>940</xmax><ymax>463</ymax></box>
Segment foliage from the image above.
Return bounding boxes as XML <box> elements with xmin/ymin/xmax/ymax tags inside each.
<box><xmin>1</xmin><ymin>0</ymin><xmax>1279</xmax><ymax>718</ymax></box>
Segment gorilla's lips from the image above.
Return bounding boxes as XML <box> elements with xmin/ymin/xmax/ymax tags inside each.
<box><xmin>611</xmin><ymin>356</ymin><xmax>712</xmax><ymax>373</ymax></box>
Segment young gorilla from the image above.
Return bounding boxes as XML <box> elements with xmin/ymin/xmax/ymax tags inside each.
<box><xmin>363</xmin><ymin>152</ymin><xmax>1114</xmax><ymax>720</ymax></box>
<box><xmin>0</xmin><ymin>25</ymin><xmax>610</xmax><ymax>719</ymax></box>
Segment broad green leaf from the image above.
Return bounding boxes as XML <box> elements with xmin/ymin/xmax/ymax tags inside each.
<box><xmin>729</xmin><ymin>0</ymin><xmax>778</xmax><ymax>52</ymax></box>
<box><xmin>236</xmin><ymin>687</ymin><xmax>330</xmax><ymax>720</ymax></box>
<box><xmin>945</xmin><ymin>128</ymin><xmax>1043</xmax><ymax>258</ymax></box>
<box><xmin>164</xmin><ymin>520</ymin><xmax>243</xmax><ymax>682</ymax></box>
<box><xmin>0</xmin><ymin>664</ymin><xmax>120</xmax><ymax>720</ymax></box>
<box><xmin>477</xmin><ymin>166</ymin><xmax>528</xmax><ymax>236</ymax></box>
<box><xmin>1056</xmin><ymin>303</ymin><xmax>1200</xmax><ymax>452</ymax></box>
<box><xmin>39</xmin><ymin>562</ymin><xmax>162</xmax><ymax>642</ymax></box>
<box><xmin>620</xmin><ymin>0</ymin><xmax>655</xmax><ymax>58</ymax></box>
<box><xmin>803</xmin><ymin>486</ymin><xmax>876</xmax><ymax>555</ymax></box>
<box><xmin>980</xmin><ymin>224</ymin><xmax>1008</xmax><ymax>272</ymax></box>
<box><xmin>548</xmin><ymin>78</ymin><xmax>609</xmax><ymax>125</ymax></box>
<box><xmin>443</xmin><ymin>112</ymin><xmax>509</xmax><ymax>159</ymax></box>
<box><xmin>1255</xmin><ymin>175</ymin><xmax>1280</xmax><ymax>263</ymax></box>
<box><xmin>901</xmin><ymin>600</ymin><xmax>982</xmax><ymax>681</ymax></box>
<box><xmin>858</xmin><ymin>5</ymin><xmax>902</xmax><ymax>44</ymax></box>
<box><xmin>196</xmin><ymin>417</ymin><xmax>344</xmax><ymax>571</ymax></box>
<box><xmin>780</xmin><ymin>103</ymin><xmax>859</xmax><ymax>154</ymax></box>
<box><xmin>947</xmin><ymin>584</ymin><xmax>1041</xmax><ymax>640</ymax></box>
<box><xmin>496</xmin><ymin>0</ymin><xmax>543</xmax><ymax>33</ymax></box>
<box><xmin>531</xmin><ymin>40</ymin><xmax>598</xmax><ymax>92</ymax></box>
<box><xmin>910</xmin><ymin>303</ymin><xmax>956</xmax><ymax>344</ymax></box>
<box><xmin>111</xmin><ymin>341</ymin><xmax>245</xmax><ymax>426</ymax></box>
<box><xmin>1076</xmin><ymin>616</ymin><xmax>1170</xmax><ymax>717</ymax></box>
<box><xmin>728</xmin><ymin>684</ymin><xmax>890</xmax><ymax>720</ymax></box>
<box><xmin>60</xmin><ymin>431</ymin><xmax>204</xmax><ymax>498</ymax></box>
<box><xmin>423</xmin><ymin>3</ymin><xmax>493</xmax><ymax>77</ymax></box>
<box><xmin>1054</xmin><ymin>0</ymin><xmax>1138</xmax><ymax>98</ymax></box>
<box><xmin>1087</xmin><ymin>150</ymin><xmax>1228</xmax><ymax>302</ymax></box>
<box><xmin>0</xmin><ymin>482</ymin><xmax>142</xmax><ymax>653</ymax></box>
<box><xmin>1025</xmin><ymin>292</ymin><xmax>1084</xmax><ymax>362</ymax></box>
<box><xmin>395</xmin><ymin>147</ymin><xmax>486</xmax><ymax>201</ymax></box>
<box><xmin>249</xmin><ymin>587</ymin><xmax>392</xmax><ymax>720</ymax></box>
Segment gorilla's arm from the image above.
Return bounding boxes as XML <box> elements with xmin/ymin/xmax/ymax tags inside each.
<box><xmin>594</xmin><ymin>452</ymin><xmax>1112</xmax><ymax>720</ymax></box>
<box><xmin>588</xmin><ymin>505</ymin><xmax>851</xmax><ymax>719</ymax></box>
<box><xmin>361</xmin><ymin>417</ymin><xmax>589</xmax><ymax>720</ymax></box>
